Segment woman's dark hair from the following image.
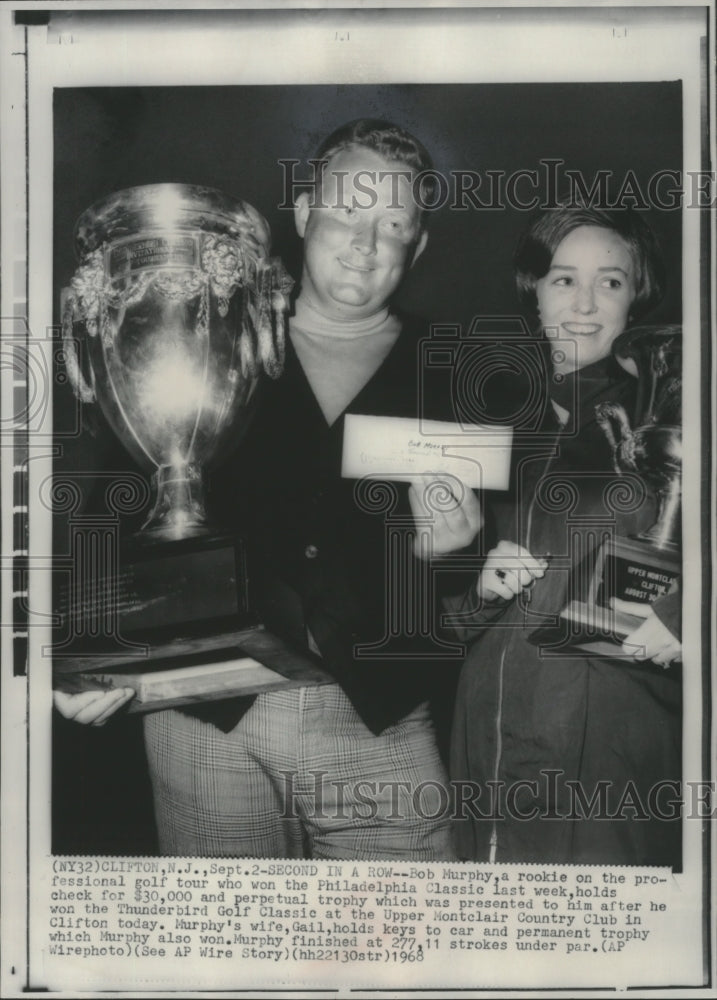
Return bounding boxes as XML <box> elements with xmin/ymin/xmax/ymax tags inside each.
<box><xmin>311</xmin><ymin>118</ymin><xmax>436</xmax><ymax>223</ymax></box>
<box><xmin>514</xmin><ymin>201</ymin><xmax>666</xmax><ymax>321</ymax></box>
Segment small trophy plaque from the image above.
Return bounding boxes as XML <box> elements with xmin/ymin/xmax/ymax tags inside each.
<box><xmin>53</xmin><ymin>184</ymin><xmax>329</xmax><ymax>706</ymax></box>
<box><xmin>536</xmin><ymin>326</ymin><xmax>681</xmax><ymax>656</ymax></box>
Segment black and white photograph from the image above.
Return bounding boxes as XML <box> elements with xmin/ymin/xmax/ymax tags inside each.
<box><xmin>0</xmin><ymin>2</ymin><xmax>713</xmax><ymax>996</ymax></box>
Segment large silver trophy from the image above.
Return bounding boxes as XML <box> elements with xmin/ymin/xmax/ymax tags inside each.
<box><xmin>554</xmin><ymin>325</ymin><xmax>682</xmax><ymax>652</ymax></box>
<box><xmin>61</xmin><ymin>183</ymin><xmax>292</xmax><ymax>538</ymax></box>
<box><xmin>54</xmin><ymin>185</ymin><xmax>332</xmax><ymax>708</ymax></box>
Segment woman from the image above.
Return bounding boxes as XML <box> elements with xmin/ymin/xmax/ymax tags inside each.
<box><xmin>449</xmin><ymin>203</ymin><xmax>682</xmax><ymax>867</ymax></box>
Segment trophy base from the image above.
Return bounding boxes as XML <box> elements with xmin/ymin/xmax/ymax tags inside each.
<box><xmin>528</xmin><ymin>600</ymin><xmax>646</xmax><ymax>657</ymax></box>
<box><xmin>53</xmin><ymin>532</ymin><xmax>333</xmax><ymax>710</ymax></box>
<box><xmin>529</xmin><ymin>534</ymin><xmax>680</xmax><ymax>657</ymax></box>
<box><xmin>54</xmin><ymin>531</ymin><xmax>253</xmax><ymax>655</ymax></box>
<box><xmin>53</xmin><ymin>625</ymin><xmax>333</xmax><ymax>713</ymax></box>
<box><xmin>134</xmin><ymin>520</ymin><xmax>214</xmax><ymax>542</ymax></box>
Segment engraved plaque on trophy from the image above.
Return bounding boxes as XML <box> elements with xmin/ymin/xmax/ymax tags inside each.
<box><xmin>535</xmin><ymin>326</ymin><xmax>681</xmax><ymax>655</ymax></box>
<box><xmin>53</xmin><ymin>184</ymin><xmax>329</xmax><ymax>706</ymax></box>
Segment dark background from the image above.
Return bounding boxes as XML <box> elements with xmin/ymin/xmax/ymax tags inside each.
<box><xmin>52</xmin><ymin>83</ymin><xmax>682</xmax><ymax>855</ymax></box>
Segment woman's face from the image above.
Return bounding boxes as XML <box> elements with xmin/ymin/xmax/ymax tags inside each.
<box><xmin>536</xmin><ymin>225</ymin><xmax>637</xmax><ymax>375</ymax></box>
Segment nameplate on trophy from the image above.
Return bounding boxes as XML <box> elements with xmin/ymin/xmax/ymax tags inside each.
<box><xmin>107</xmin><ymin>232</ymin><xmax>200</xmax><ymax>275</ymax></box>
<box><xmin>54</xmin><ymin>533</ymin><xmax>251</xmax><ymax>651</ymax></box>
<box><xmin>592</xmin><ymin>536</ymin><xmax>680</xmax><ymax>610</ymax></box>
<box><xmin>342</xmin><ymin>414</ymin><xmax>512</xmax><ymax>490</ymax></box>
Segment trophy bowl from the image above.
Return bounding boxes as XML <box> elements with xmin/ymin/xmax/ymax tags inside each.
<box><xmin>62</xmin><ymin>183</ymin><xmax>293</xmax><ymax>539</ymax></box>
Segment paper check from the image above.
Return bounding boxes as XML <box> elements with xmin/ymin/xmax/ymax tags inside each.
<box><xmin>342</xmin><ymin>414</ymin><xmax>513</xmax><ymax>490</ymax></box>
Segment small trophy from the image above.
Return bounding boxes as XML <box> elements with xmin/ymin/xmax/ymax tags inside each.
<box><xmin>565</xmin><ymin>326</ymin><xmax>680</xmax><ymax>649</ymax></box>
<box><xmin>54</xmin><ymin>185</ymin><xmax>329</xmax><ymax>708</ymax></box>
<box><xmin>538</xmin><ymin>326</ymin><xmax>681</xmax><ymax>655</ymax></box>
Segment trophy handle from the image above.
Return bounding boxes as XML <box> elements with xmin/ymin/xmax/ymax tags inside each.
<box><xmin>595</xmin><ymin>401</ymin><xmax>632</xmax><ymax>474</ymax></box>
<box><xmin>61</xmin><ymin>288</ymin><xmax>96</xmax><ymax>404</ymax></box>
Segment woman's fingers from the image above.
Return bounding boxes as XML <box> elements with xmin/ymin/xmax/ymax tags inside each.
<box><xmin>620</xmin><ymin>609</ymin><xmax>682</xmax><ymax>667</ymax></box>
<box><xmin>610</xmin><ymin>597</ymin><xmax>653</xmax><ymax>619</ymax></box>
<box><xmin>478</xmin><ymin>541</ymin><xmax>549</xmax><ymax>603</ymax></box>
<box><xmin>487</xmin><ymin>541</ymin><xmax>549</xmax><ymax>587</ymax></box>
<box><xmin>482</xmin><ymin>568</ymin><xmax>522</xmax><ymax>602</ymax></box>
<box><xmin>650</xmin><ymin>645</ymin><xmax>682</xmax><ymax>668</ymax></box>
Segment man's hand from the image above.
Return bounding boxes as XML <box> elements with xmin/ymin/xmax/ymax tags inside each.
<box><xmin>477</xmin><ymin>540</ymin><xmax>549</xmax><ymax>603</ymax></box>
<box><xmin>611</xmin><ymin>598</ymin><xmax>682</xmax><ymax>668</ymax></box>
<box><xmin>408</xmin><ymin>475</ymin><xmax>482</xmax><ymax>558</ymax></box>
<box><xmin>53</xmin><ymin>688</ymin><xmax>135</xmax><ymax>726</ymax></box>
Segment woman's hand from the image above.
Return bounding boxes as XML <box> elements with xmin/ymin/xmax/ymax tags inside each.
<box><xmin>611</xmin><ymin>598</ymin><xmax>682</xmax><ymax>668</ymax></box>
<box><xmin>477</xmin><ymin>541</ymin><xmax>549</xmax><ymax>604</ymax></box>
<box><xmin>53</xmin><ymin>687</ymin><xmax>135</xmax><ymax>726</ymax></box>
<box><xmin>408</xmin><ymin>475</ymin><xmax>483</xmax><ymax>558</ymax></box>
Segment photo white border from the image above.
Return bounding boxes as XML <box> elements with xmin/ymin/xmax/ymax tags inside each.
<box><xmin>1</xmin><ymin>2</ymin><xmax>714</xmax><ymax>996</ymax></box>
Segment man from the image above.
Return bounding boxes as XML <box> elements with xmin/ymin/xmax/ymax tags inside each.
<box><xmin>57</xmin><ymin>119</ymin><xmax>481</xmax><ymax>860</ymax></box>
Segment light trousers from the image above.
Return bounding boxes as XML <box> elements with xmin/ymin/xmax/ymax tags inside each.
<box><xmin>144</xmin><ymin>684</ymin><xmax>455</xmax><ymax>860</ymax></box>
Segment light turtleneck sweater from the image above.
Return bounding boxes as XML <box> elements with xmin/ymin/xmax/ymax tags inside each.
<box><xmin>290</xmin><ymin>296</ymin><xmax>401</xmax><ymax>426</ymax></box>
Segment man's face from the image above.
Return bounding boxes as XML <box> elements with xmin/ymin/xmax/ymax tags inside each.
<box><xmin>294</xmin><ymin>146</ymin><xmax>427</xmax><ymax>322</ymax></box>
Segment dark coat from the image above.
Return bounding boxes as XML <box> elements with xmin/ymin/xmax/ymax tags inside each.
<box><xmin>450</xmin><ymin>356</ymin><xmax>682</xmax><ymax>867</ymax></box>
